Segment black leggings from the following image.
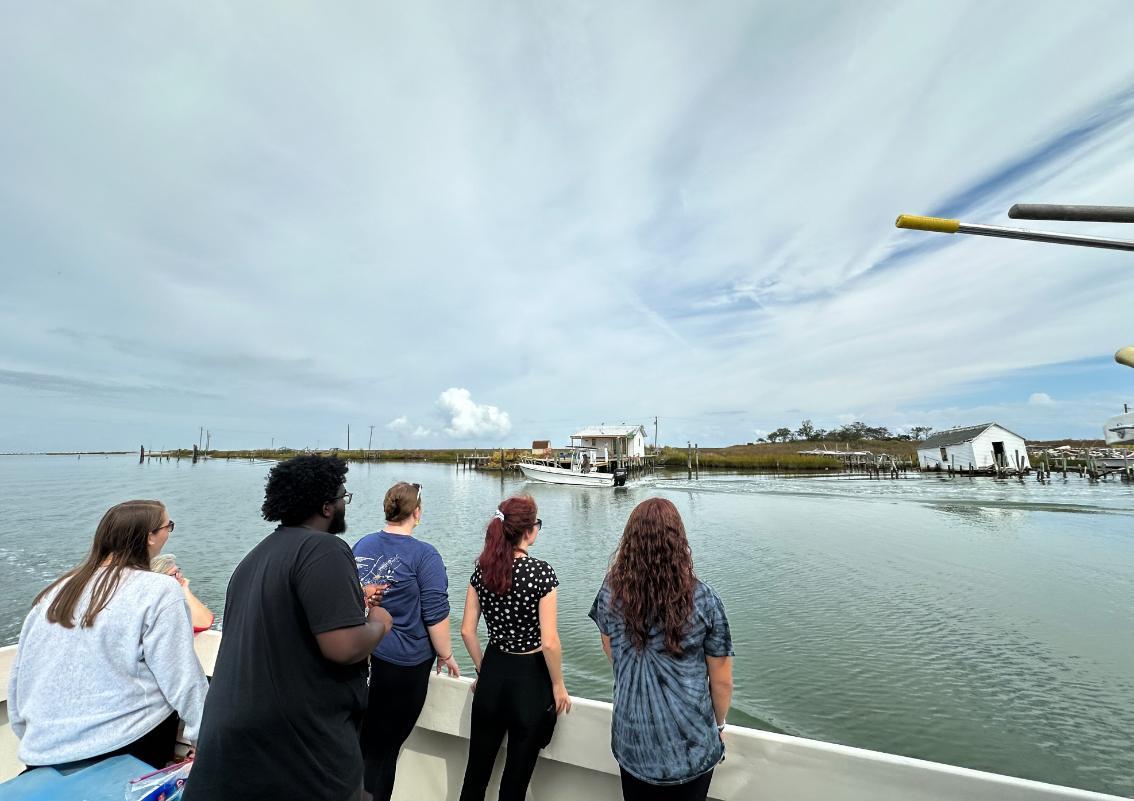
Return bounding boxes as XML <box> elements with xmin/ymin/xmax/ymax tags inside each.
<box><xmin>358</xmin><ymin>656</ymin><xmax>433</xmax><ymax>801</ymax></box>
<box><xmin>619</xmin><ymin>768</ymin><xmax>715</xmax><ymax>801</ymax></box>
<box><xmin>459</xmin><ymin>645</ymin><xmax>557</xmax><ymax>801</ymax></box>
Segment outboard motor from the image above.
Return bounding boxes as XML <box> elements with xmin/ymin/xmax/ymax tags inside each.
<box><xmin>613</xmin><ymin>468</ymin><xmax>629</xmax><ymax>486</ymax></box>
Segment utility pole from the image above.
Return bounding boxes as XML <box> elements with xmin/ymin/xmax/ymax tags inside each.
<box><xmin>205</xmin><ymin>430</ymin><xmax>211</xmax><ymax>453</ymax></box>
<box><xmin>198</xmin><ymin>427</ymin><xmax>203</xmax><ymax>450</ymax></box>
<box><xmin>368</xmin><ymin>425</ymin><xmax>375</xmax><ymax>452</ymax></box>
<box><xmin>347</xmin><ymin>424</ymin><xmax>351</xmax><ymax>451</ymax></box>
<box><xmin>653</xmin><ymin>416</ymin><xmax>659</xmax><ymax>453</ymax></box>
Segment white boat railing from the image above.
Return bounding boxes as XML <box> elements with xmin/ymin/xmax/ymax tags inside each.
<box><xmin>1</xmin><ymin>632</ymin><xmax>1126</xmax><ymax>801</ymax></box>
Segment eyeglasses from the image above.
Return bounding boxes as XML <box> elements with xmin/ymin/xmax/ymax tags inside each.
<box><xmin>328</xmin><ymin>492</ymin><xmax>353</xmax><ymax>505</ymax></box>
<box><xmin>152</xmin><ymin>521</ymin><xmax>175</xmax><ymax>534</ymax></box>
<box><xmin>412</xmin><ymin>483</ymin><xmax>422</xmax><ymax>501</ymax></box>
<box><xmin>535</xmin><ymin>518</ymin><xmax>542</xmax><ymax>531</ymax></box>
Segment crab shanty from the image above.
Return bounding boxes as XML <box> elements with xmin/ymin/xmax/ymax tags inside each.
<box><xmin>916</xmin><ymin>423</ymin><xmax>1031</xmax><ymax>472</ymax></box>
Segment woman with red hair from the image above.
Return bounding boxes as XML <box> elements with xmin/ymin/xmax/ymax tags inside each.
<box><xmin>589</xmin><ymin>497</ymin><xmax>734</xmax><ymax>801</ymax></box>
<box><xmin>458</xmin><ymin>494</ymin><xmax>570</xmax><ymax>801</ymax></box>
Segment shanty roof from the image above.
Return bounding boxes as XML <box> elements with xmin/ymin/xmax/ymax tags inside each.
<box><xmin>532</xmin><ymin>440</ymin><xmax>550</xmax><ymax>449</ymax></box>
<box><xmin>572</xmin><ymin>424</ymin><xmax>646</xmax><ymax>438</ymax></box>
<box><xmin>918</xmin><ymin>423</ymin><xmax>1027</xmax><ymax>450</ymax></box>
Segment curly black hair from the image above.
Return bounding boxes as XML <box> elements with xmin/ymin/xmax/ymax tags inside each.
<box><xmin>261</xmin><ymin>455</ymin><xmax>349</xmax><ymax>526</ymax></box>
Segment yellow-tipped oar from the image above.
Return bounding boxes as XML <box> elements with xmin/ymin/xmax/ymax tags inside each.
<box><xmin>895</xmin><ymin>214</ymin><xmax>1134</xmax><ymax>252</ymax></box>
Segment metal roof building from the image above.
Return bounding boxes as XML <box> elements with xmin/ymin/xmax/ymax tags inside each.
<box><xmin>570</xmin><ymin>425</ymin><xmax>649</xmax><ymax>459</ymax></box>
<box><xmin>917</xmin><ymin>423</ymin><xmax>1030</xmax><ymax>471</ymax></box>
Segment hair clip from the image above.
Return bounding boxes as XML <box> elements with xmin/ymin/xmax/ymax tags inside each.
<box><xmin>494</xmin><ymin>509</ymin><xmax>505</xmax><ymax>522</ymax></box>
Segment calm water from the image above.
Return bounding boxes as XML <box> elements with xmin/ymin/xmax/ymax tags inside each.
<box><xmin>1</xmin><ymin>455</ymin><xmax>1132</xmax><ymax>797</ymax></box>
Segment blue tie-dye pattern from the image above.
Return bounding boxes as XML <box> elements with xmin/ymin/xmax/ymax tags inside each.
<box><xmin>588</xmin><ymin>579</ymin><xmax>734</xmax><ymax>785</ymax></box>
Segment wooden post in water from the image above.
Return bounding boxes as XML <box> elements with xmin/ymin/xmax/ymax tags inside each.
<box><xmin>687</xmin><ymin>442</ymin><xmax>692</xmax><ymax>479</ymax></box>
<box><xmin>139</xmin><ymin>445</ymin><xmax>145</xmax><ymax>464</ymax></box>
<box><xmin>694</xmin><ymin>443</ymin><xmax>700</xmax><ymax>479</ymax></box>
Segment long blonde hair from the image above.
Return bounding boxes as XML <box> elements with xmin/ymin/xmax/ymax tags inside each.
<box><xmin>34</xmin><ymin>500</ymin><xmax>165</xmax><ymax>628</ymax></box>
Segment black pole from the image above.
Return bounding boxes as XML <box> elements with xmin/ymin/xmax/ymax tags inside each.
<box><xmin>1008</xmin><ymin>204</ymin><xmax>1134</xmax><ymax>223</ymax></box>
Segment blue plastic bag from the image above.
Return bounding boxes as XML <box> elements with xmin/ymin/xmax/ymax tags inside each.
<box><xmin>124</xmin><ymin>759</ymin><xmax>192</xmax><ymax>801</ymax></box>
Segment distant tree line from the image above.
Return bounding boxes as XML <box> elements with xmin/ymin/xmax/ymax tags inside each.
<box><xmin>759</xmin><ymin>420</ymin><xmax>934</xmax><ymax>443</ymax></box>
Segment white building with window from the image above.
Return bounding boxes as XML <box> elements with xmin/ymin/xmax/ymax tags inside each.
<box><xmin>917</xmin><ymin>423</ymin><xmax>1030</xmax><ymax>471</ymax></box>
<box><xmin>570</xmin><ymin>425</ymin><xmax>649</xmax><ymax>459</ymax></box>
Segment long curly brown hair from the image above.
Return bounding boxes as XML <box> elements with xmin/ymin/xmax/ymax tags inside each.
<box><xmin>607</xmin><ymin>497</ymin><xmax>696</xmax><ymax>655</ymax></box>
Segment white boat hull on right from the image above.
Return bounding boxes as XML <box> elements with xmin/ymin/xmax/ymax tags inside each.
<box><xmin>1103</xmin><ymin>411</ymin><xmax>1134</xmax><ymax>446</ymax></box>
<box><xmin>517</xmin><ymin>462</ymin><xmax>616</xmax><ymax>487</ymax></box>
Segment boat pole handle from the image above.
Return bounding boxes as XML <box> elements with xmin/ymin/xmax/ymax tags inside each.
<box><xmin>1009</xmin><ymin>204</ymin><xmax>1134</xmax><ymax>223</ymax></box>
<box><xmin>894</xmin><ymin>214</ymin><xmax>960</xmax><ymax>233</ymax></box>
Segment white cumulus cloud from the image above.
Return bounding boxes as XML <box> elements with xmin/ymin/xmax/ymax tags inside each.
<box><xmin>437</xmin><ymin>388</ymin><xmax>511</xmax><ymax>439</ymax></box>
<box><xmin>1028</xmin><ymin>393</ymin><xmax>1055</xmax><ymax>406</ymax></box>
<box><xmin>387</xmin><ymin>416</ymin><xmax>432</xmax><ymax>438</ymax></box>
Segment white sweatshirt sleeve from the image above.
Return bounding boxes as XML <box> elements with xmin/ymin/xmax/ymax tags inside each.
<box><xmin>8</xmin><ymin>609</ymin><xmax>35</xmax><ymax>740</ymax></box>
<box><xmin>144</xmin><ymin>596</ymin><xmax>209</xmax><ymax>743</ymax></box>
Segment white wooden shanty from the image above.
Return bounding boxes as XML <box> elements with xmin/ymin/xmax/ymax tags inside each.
<box><xmin>916</xmin><ymin>423</ymin><xmax>1031</xmax><ymax>471</ymax></box>
<box><xmin>570</xmin><ymin>425</ymin><xmax>649</xmax><ymax>459</ymax></box>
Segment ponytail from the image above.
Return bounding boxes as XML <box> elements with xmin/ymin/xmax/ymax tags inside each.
<box><xmin>476</xmin><ymin>495</ymin><xmax>537</xmax><ymax>595</ymax></box>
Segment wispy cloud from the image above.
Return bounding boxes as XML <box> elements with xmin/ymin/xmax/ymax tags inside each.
<box><xmin>1</xmin><ymin>2</ymin><xmax>1133</xmax><ymax>449</ymax></box>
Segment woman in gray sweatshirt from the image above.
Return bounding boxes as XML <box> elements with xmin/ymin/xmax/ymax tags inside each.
<box><xmin>8</xmin><ymin>499</ymin><xmax>208</xmax><ymax>769</ymax></box>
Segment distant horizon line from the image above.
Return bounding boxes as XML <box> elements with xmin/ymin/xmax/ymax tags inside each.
<box><xmin>1</xmin><ymin>436</ymin><xmax>1117</xmax><ymax>457</ymax></box>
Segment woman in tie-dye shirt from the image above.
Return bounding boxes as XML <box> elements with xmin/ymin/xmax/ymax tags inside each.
<box><xmin>589</xmin><ymin>498</ymin><xmax>734</xmax><ymax>801</ymax></box>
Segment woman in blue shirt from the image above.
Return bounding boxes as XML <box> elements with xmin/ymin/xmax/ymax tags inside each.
<box><xmin>589</xmin><ymin>497</ymin><xmax>734</xmax><ymax>801</ymax></box>
<box><xmin>353</xmin><ymin>481</ymin><xmax>460</xmax><ymax>801</ymax></box>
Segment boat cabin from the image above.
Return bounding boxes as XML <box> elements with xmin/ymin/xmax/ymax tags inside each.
<box><xmin>570</xmin><ymin>425</ymin><xmax>648</xmax><ymax>464</ymax></box>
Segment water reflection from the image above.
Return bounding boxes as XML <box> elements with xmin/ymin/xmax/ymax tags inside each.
<box><xmin>0</xmin><ymin>457</ymin><xmax>1131</xmax><ymax>796</ymax></box>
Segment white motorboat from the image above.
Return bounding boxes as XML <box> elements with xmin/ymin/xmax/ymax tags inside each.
<box><xmin>0</xmin><ymin>631</ymin><xmax>1124</xmax><ymax>800</ymax></box>
<box><xmin>517</xmin><ymin>461</ymin><xmax>617</xmax><ymax>487</ymax></box>
<box><xmin>1103</xmin><ymin>411</ymin><xmax>1134</xmax><ymax>446</ymax></box>
<box><xmin>518</xmin><ymin>446</ymin><xmax>627</xmax><ymax>488</ymax></box>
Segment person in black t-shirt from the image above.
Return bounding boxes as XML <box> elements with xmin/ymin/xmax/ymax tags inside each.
<box><xmin>183</xmin><ymin>456</ymin><xmax>393</xmax><ymax>801</ymax></box>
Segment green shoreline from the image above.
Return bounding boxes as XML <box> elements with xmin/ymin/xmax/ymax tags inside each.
<box><xmin>3</xmin><ymin>438</ymin><xmax>1110</xmax><ymax>471</ymax></box>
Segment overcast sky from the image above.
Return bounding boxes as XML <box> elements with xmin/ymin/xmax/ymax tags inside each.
<box><xmin>3</xmin><ymin>2</ymin><xmax>1134</xmax><ymax>452</ymax></box>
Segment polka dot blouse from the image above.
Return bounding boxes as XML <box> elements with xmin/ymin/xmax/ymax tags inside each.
<box><xmin>470</xmin><ymin>557</ymin><xmax>559</xmax><ymax>653</ymax></box>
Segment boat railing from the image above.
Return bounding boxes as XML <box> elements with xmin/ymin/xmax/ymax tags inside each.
<box><xmin>2</xmin><ymin>632</ymin><xmax>1125</xmax><ymax>800</ymax></box>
